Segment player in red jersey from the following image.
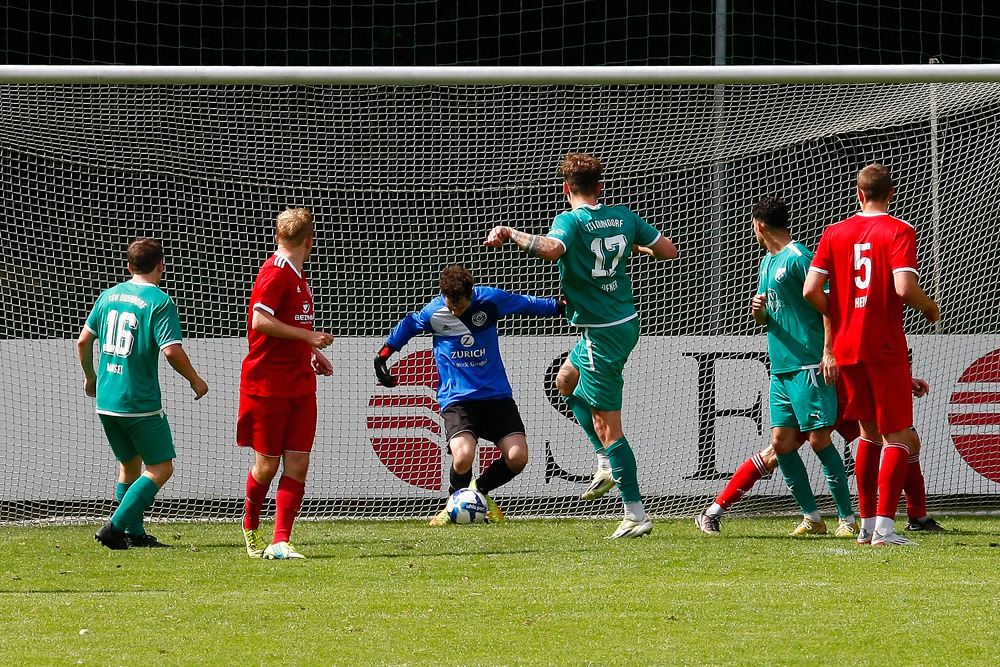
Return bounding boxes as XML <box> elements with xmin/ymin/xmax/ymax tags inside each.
<box><xmin>803</xmin><ymin>164</ymin><xmax>939</xmax><ymax>546</ymax></box>
<box><xmin>237</xmin><ymin>208</ymin><xmax>335</xmax><ymax>559</ymax></box>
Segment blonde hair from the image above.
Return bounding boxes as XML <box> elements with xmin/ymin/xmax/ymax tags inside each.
<box><xmin>276</xmin><ymin>208</ymin><xmax>313</xmax><ymax>246</ymax></box>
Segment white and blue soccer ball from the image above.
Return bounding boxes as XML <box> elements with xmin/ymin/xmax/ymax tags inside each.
<box><xmin>446</xmin><ymin>488</ymin><xmax>489</xmax><ymax>524</ymax></box>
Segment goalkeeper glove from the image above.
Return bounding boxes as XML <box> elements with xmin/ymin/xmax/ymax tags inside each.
<box><xmin>374</xmin><ymin>344</ymin><xmax>398</xmax><ymax>387</ymax></box>
<box><xmin>557</xmin><ymin>299</ymin><xmax>567</xmax><ymax>316</ymax></box>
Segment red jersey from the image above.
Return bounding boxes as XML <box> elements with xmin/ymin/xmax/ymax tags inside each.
<box><xmin>240</xmin><ymin>252</ymin><xmax>317</xmax><ymax>398</ymax></box>
<box><xmin>809</xmin><ymin>211</ymin><xmax>918</xmax><ymax>366</ymax></box>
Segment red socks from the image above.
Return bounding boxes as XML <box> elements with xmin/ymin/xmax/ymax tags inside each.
<box><xmin>904</xmin><ymin>454</ymin><xmax>928</xmax><ymax>519</ymax></box>
<box><xmin>273</xmin><ymin>476</ymin><xmax>305</xmax><ymax>544</ymax></box>
<box><xmin>714</xmin><ymin>453</ymin><xmax>768</xmax><ymax>511</ymax></box>
<box><xmin>243</xmin><ymin>470</ymin><xmax>269</xmax><ymax>530</ymax></box>
<box><xmin>876</xmin><ymin>443</ymin><xmax>910</xmax><ymax>519</ymax></box>
<box><xmin>855</xmin><ymin>437</ymin><xmax>881</xmax><ymax>518</ymax></box>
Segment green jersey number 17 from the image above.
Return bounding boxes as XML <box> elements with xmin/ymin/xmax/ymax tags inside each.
<box><xmin>590</xmin><ymin>234</ymin><xmax>628</xmax><ymax>277</ymax></box>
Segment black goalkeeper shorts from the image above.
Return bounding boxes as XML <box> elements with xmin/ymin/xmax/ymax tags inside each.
<box><xmin>442</xmin><ymin>397</ymin><xmax>526</xmax><ymax>447</ymax></box>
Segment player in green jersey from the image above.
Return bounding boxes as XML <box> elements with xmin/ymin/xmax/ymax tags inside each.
<box><xmin>696</xmin><ymin>196</ymin><xmax>856</xmax><ymax>537</ymax></box>
<box><xmin>485</xmin><ymin>153</ymin><xmax>677</xmax><ymax>538</ymax></box>
<box><xmin>78</xmin><ymin>238</ymin><xmax>209</xmax><ymax>550</ymax></box>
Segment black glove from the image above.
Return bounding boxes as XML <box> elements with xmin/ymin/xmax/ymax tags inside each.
<box><xmin>557</xmin><ymin>299</ymin><xmax>568</xmax><ymax>316</ymax></box>
<box><xmin>374</xmin><ymin>344</ymin><xmax>398</xmax><ymax>387</ymax></box>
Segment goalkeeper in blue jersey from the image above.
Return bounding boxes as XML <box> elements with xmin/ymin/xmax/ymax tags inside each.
<box><xmin>485</xmin><ymin>153</ymin><xmax>678</xmax><ymax>539</ymax></box>
<box><xmin>375</xmin><ymin>265</ymin><xmax>563</xmax><ymax>525</ymax></box>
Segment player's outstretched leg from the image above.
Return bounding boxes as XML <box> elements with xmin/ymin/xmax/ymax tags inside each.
<box><xmin>694</xmin><ymin>512</ymin><xmax>722</xmax><ymax>535</ymax></box>
<box><xmin>696</xmin><ymin>451</ymin><xmax>771</xmax><ymax>535</ymax></box>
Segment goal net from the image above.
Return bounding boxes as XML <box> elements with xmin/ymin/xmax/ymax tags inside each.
<box><xmin>3</xmin><ymin>75</ymin><xmax>1000</xmax><ymax>523</ymax></box>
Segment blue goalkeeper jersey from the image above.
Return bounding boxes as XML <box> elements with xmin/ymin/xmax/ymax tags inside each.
<box><xmin>385</xmin><ymin>286</ymin><xmax>560</xmax><ymax>408</ymax></box>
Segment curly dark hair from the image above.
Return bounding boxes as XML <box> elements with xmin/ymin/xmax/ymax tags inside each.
<box><xmin>558</xmin><ymin>152</ymin><xmax>603</xmax><ymax>196</ymax></box>
<box><xmin>440</xmin><ymin>265</ymin><xmax>474</xmax><ymax>301</ymax></box>
<box><xmin>751</xmin><ymin>196</ymin><xmax>789</xmax><ymax>229</ymax></box>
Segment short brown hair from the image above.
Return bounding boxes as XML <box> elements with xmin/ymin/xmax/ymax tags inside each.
<box><xmin>127</xmin><ymin>238</ymin><xmax>163</xmax><ymax>274</ymax></box>
<box><xmin>276</xmin><ymin>207</ymin><xmax>313</xmax><ymax>246</ymax></box>
<box><xmin>858</xmin><ymin>164</ymin><xmax>893</xmax><ymax>202</ymax></box>
<box><xmin>440</xmin><ymin>265</ymin><xmax>474</xmax><ymax>302</ymax></box>
<box><xmin>558</xmin><ymin>152</ymin><xmax>604</xmax><ymax>196</ymax></box>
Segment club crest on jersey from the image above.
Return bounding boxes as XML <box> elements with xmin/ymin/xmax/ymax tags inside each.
<box><xmin>302</xmin><ymin>302</ymin><xmax>310</xmax><ymax>313</ymax></box>
<box><xmin>460</xmin><ymin>334</ymin><xmax>475</xmax><ymax>347</ymax></box>
<box><xmin>471</xmin><ymin>311</ymin><xmax>487</xmax><ymax>326</ymax></box>
<box><xmin>774</xmin><ymin>267</ymin><xmax>787</xmax><ymax>283</ymax></box>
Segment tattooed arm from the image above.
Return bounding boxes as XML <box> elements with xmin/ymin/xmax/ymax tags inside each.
<box><xmin>484</xmin><ymin>226</ymin><xmax>564</xmax><ymax>261</ymax></box>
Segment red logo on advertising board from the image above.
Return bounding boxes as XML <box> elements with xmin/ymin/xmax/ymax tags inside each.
<box><xmin>366</xmin><ymin>350</ymin><xmax>500</xmax><ymax>490</ymax></box>
<box><xmin>950</xmin><ymin>349</ymin><xmax>1000</xmax><ymax>484</ymax></box>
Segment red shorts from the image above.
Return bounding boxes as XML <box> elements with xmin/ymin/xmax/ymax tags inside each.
<box><xmin>839</xmin><ymin>361</ymin><xmax>913</xmax><ymax>435</ymax></box>
<box><xmin>237</xmin><ymin>392</ymin><xmax>317</xmax><ymax>457</ymax></box>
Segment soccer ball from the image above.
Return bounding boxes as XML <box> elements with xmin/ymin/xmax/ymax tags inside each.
<box><xmin>446</xmin><ymin>488</ymin><xmax>489</xmax><ymax>524</ymax></box>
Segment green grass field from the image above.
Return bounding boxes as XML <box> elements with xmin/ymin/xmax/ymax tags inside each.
<box><xmin>2</xmin><ymin>517</ymin><xmax>999</xmax><ymax>666</ymax></box>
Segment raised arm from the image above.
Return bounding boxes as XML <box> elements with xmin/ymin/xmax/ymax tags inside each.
<box><xmin>484</xmin><ymin>226</ymin><xmax>564</xmax><ymax>261</ymax></box>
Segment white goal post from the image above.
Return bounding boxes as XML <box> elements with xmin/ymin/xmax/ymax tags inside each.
<box><xmin>5</xmin><ymin>63</ymin><xmax>1000</xmax><ymax>84</ymax></box>
<box><xmin>2</xmin><ymin>65</ymin><xmax>999</xmax><ymax>523</ymax></box>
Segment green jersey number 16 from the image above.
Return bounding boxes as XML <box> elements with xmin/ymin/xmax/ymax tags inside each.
<box><xmin>102</xmin><ymin>309</ymin><xmax>137</xmax><ymax>358</ymax></box>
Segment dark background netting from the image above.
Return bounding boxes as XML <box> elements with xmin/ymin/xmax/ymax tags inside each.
<box><xmin>2</xmin><ymin>1</ymin><xmax>999</xmax><ymax>67</ymax></box>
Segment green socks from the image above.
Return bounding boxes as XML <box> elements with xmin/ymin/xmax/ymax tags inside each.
<box><xmin>115</xmin><ymin>481</ymin><xmax>145</xmax><ymax>536</ymax></box>
<box><xmin>606</xmin><ymin>437</ymin><xmax>642</xmax><ymax>504</ymax></box>
<box><xmin>814</xmin><ymin>443</ymin><xmax>854</xmax><ymax>520</ymax></box>
<box><xmin>776</xmin><ymin>450</ymin><xmax>819</xmax><ymax>515</ymax></box>
<box><xmin>111</xmin><ymin>475</ymin><xmax>159</xmax><ymax>533</ymax></box>
<box><xmin>563</xmin><ymin>395</ymin><xmax>605</xmax><ymax>455</ymax></box>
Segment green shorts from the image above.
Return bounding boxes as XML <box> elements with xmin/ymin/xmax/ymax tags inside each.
<box><xmin>99</xmin><ymin>412</ymin><xmax>176</xmax><ymax>465</ymax></box>
<box><xmin>569</xmin><ymin>318</ymin><xmax>641</xmax><ymax>412</ymax></box>
<box><xmin>769</xmin><ymin>367</ymin><xmax>837</xmax><ymax>432</ymax></box>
